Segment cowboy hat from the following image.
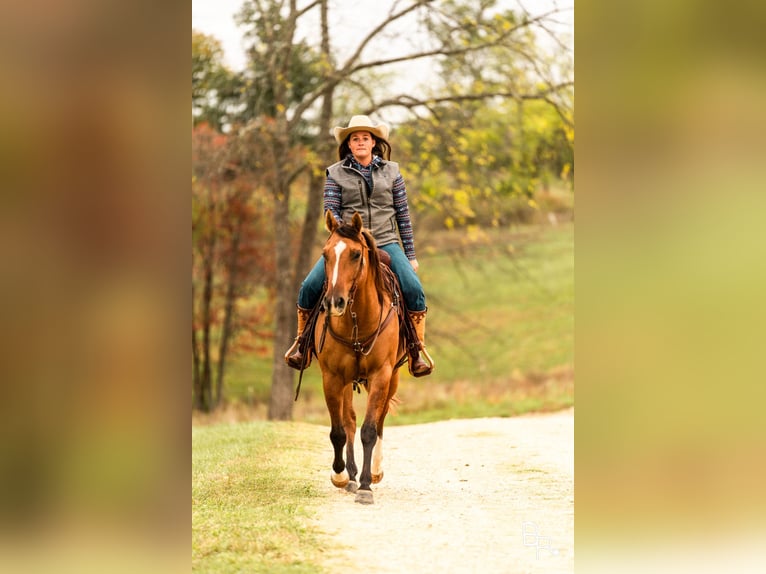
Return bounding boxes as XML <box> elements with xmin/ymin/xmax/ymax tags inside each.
<box><xmin>333</xmin><ymin>115</ymin><xmax>390</xmax><ymax>144</ymax></box>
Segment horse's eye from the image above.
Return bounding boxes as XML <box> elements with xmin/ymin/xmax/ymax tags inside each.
<box><xmin>350</xmin><ymin>250</ymin><xmax>361</xmax><ymax>261</ymax></box>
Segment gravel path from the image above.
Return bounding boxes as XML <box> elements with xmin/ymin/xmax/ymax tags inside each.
<box><xmin>309</xmin><ymin>409</ymin><xmax>574</xmax><ymax>574</ymax></box>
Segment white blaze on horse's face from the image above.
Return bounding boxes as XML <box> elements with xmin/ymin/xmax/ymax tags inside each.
<box><xmin>325</xmin><ymin>239</ymin><xmax>350</xmax><ymax>317</ymax></box>
<box><xmin>331</xmin><ymin>240</ymin><xmax>347</xmax><ymax>288</ymax></box>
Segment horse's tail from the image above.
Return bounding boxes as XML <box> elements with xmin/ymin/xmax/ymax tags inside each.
<box><xmin>388</xmin><ymin>394</ymin><xmax>401</xmax><ymax>416</ymax></box>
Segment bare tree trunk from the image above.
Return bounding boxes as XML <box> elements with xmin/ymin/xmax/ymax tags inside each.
<box><xmin>266</xmin><ymin>1</ymin><xmax>302</xmax><ymax>420</ymax></box>
<box><xmin>215</xmin><ymin>215</ymin><xmax>243</xmax><ymax>407</ymax></box>
<box><xmin>294</xmin><ymin>127</ymin><xmax>333</xmax><ymax>292</ymax></box>
<box><xmin>200</xmin><ymin>258</ymin><xmax>214</xmax><ymax>412</ymax></box>
<box><xmin>198</xmin><ymin>194</ymin><xmax>218</xmax><ymax>414</ymax></box>
<box><xmin>268</xmin><ymin>178</ymin><xmax>296</xmax><ymax>420</ymax></box>
<box><xmin>192</xmin><ymin>283</ymin><xmax>203</xmax><ymax>409</ymax></box>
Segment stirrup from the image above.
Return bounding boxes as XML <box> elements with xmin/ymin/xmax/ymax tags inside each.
<box><xmin>285</xmin><ymin>337</ymin><xmax>304</xmax><ymax>370</ymax></box>
<box><xmin>409</xmin><ymin>345</ymin><xmax>434</xmax><ymax>377</ymax></box>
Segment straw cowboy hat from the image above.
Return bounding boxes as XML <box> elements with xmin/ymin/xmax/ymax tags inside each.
<box><xmin>333</xmin><ymin>115</ymin><xmax>390</xmax><ymax>144</ymax></box>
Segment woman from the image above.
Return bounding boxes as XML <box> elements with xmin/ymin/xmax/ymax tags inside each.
<box><xmin>285</xmin><ymin>115</ymin><xmax>434</xmax><ymax>376</ymax></box>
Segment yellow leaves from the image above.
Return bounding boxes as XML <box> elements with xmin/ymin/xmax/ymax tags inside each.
<box><xmin>444</xmin><ymin>216</ymin><xmax>455</xmax><ymax>229</ymax></box>
<box><xmin>453</xmin><ymin>188</ymin><xmax>470</xmax><ymax>207</ymax></box>
<box><xmin>465</xmin><ymin>224</ymin><xmax>487</xmax><ymax>244</ymax></box>
<box><xmin>563</xmin><ymin>124</ymin><xmax>575</xmax><ymax>144</ymax></box>
<box><xmin>493</xmin><ymin>13</ymin><xmax>513</xmax><ymax>32</ymax></box>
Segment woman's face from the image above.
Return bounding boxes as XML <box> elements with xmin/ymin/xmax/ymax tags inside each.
<box><xmin>348</xmin><ymin>131</ymin><xmax>376</xmax><ymax>164</ymax></box>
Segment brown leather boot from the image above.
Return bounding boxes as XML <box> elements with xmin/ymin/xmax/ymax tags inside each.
<box><xmin>285</xmin><ymin>306</ymin><xmax>312</xmax><ymax>370</ymax></box>
<box><xmin>408</xmin><ymin>310</ymin><xmax>434</xmax><ymax>377</ymax></box>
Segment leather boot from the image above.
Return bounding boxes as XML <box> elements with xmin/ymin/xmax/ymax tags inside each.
<box><xmin>285</xmin><ymin>306</ymin><xmax>312</xmax><ymax>370</ymax></box>
<box><xmin>408</xmin><ymin>310</ymin><xmax>434</xmax><ymax>377</ymax></box>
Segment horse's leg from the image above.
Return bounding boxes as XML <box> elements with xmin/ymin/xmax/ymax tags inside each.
<box><xmin>324</xmin><ymin>377</ymin><xmax>349</xmax><ymax>488</ymax></box>
<box><xmin>341</xmin><ymin>383</ymin><xmax>358</xmax><ymax>493</ymax></box>
<box><xmin>371</xmin><ymin>369</ymin><xmax>399</xmax><ymax>485</ymax></box>
<box><xmin>355</xmin><ymin>367</ymin><xmax>392</xmax><ymax>505</ymax></box>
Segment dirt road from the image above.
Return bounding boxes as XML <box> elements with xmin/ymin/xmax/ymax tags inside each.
<box><xmin>309</xmin><ymin>408</ymin><xmax>574</xmax><ymax>574</ymax></box>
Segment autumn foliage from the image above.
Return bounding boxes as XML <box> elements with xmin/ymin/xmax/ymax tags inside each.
<box><xmin>192</xmin><ymin>123</ymin><xmax>275</xmax><ymax>411</ymax></box>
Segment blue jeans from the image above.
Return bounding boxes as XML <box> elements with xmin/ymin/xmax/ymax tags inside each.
<box><xmin>297</xmin><ymin>242</ymin><xmax>426</xmax><ymax>312</ymax></box>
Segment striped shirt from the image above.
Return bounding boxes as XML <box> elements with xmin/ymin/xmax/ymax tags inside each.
<box><xmin>324</xmin><ymin>155</ymin><xmax>417</xmax><ymax>260</ymax></box>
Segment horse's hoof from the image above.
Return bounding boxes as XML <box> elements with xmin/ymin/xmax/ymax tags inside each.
<box><xmin>355</xmin><ymin>489</ymin><xmax>374</xmax><ymax>505</ymax></box>
<box><xmin>344</xmin><ymin>481</ymin><xmax>358</xmax><ymax>493</ymax></box>
<box><xmin>371</xmin><ymin>470</ymin><xmax>384</xmax><ymax>484</ymax></box>
<box><xmin>331</xmin><ymin>470</ymin><xmax>349</xmax><ymax>488</ymax></box>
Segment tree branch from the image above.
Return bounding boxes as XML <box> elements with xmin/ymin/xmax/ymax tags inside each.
<box><xmin>370</xmin><ymin>82</ymin><xmax>574</xmax><ymax>113</ymax></box>
<box><xmin>338</xmin><ymin>0</ymin><xmax>436</xmax><ymax>75</ymax></box>
<box><xmin>286</xmin><ymin>161</ymin><xmax>308</xmax><ymax>187</ymax></box>
<box><xmin>346</xmin><ymin>7</ymin><xmax>567</xmax><ymax>75</ymax></box>
<box><xmin>288</xmin><ymin>3</ymin><xmax>570</xmax><ymax>130</ymax></box>
<box><xmin>288</xmin><ymin>0</ymin><xmax>435</xmax><ymax>125</ymax></box>
<box><xmin>295</xmin><ymin>0</ymin><xmax>321</xmax><ymax>19</ymax></box>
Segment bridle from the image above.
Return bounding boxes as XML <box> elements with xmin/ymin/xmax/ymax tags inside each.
<box><xmin>318</xmin><ymin>231</ymin><xmax>398</xmax><ymax>390</ymax></box>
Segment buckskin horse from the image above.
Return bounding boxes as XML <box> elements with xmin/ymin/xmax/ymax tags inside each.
<box><xmin>313</xmin><ymin>210</ymin><xmax>405</xmax><ymax>505</ymax></box>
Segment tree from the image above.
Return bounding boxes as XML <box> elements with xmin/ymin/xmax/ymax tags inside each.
<box><xmin>224</xmin><ymin>0</ymin><xmax>573</xmax><ymax>419</ymax></box>
<box><xmin>395</xmin><ymin>98</ymin><xmax>573</xmax><ymax>231</ymax></box>
<box><xmin>192</xmin><ymin>30</ymin><xmax>242</xmax><ymax>130</ymax></box>
<box><xmin>192</xmin><ymin>123</ymin><xmax>273</xmax><ymax>411</ymax></box>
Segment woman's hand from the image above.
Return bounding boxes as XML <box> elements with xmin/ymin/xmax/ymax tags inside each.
<box><xmin>410</xmin><ymin>259</ymin><xmax>419</xmax><ymax>273</ymax></box>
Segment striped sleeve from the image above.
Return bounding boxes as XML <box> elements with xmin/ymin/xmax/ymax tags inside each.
<box><xmin>323</xmin><ymin>174</ymin><xmax>343</xmax><ymax>223</ymax></box>
<box><xmin>392</xmin><ymin>174</ymin><xmax>417</xmax><ymax>260</ymax></box>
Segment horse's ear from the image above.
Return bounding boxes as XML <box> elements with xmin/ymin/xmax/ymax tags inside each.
<box><xmin>325</xmin><ymin>210</ymin><xmax>339</xmax><ymax>233</ymax></box>
<box><xmin>351</xmin><ymin>211</ymin><xmax>363</xmax><ymax>233</ymax></box>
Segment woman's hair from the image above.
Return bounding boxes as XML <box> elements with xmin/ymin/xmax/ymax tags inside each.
<box><xmin>338</xmin><ymin>133</ymin><xmax>392</xmax><ymax>161</ymax></box>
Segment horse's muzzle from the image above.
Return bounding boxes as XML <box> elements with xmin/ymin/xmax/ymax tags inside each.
<box><xmin>324</xmin><ymin>294</ymin><xmax>346</xmax><ymax>317</ymax></box>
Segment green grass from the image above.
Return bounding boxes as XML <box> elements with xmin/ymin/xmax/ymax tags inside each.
<box><xmin>192</xmin><ymin>421</ymin><xmax>328</xmax><ymax>573</ymax></box>
<box><xmin>213</xmin><ymin>221</ymin><xmax>573</xmax><ymax>424</ymax></box>
<box><xmin>421</xmin><ymin>222</ymin><xmax>573</xmax><ymax>379</ymax></box>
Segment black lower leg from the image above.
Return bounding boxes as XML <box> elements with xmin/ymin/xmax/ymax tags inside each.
<box><xmin>358</xmin><ymin>422</ymin><xmax>377</xmax><ymax>490</ymax></box>
<box><xmin>346</xmin><ymin>441</ymin><xmax>357</xmax><ymax>481</ymax></box>
<box><xmin>329</xmin><ymin>426</ymin><xmax>346</xmax><ymax>474</ymax></box>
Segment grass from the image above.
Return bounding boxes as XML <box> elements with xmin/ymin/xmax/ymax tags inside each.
<box><xmin>192</xmin><ymin>421</ymin><xmax>329</xmax><ymax>573</ymax></box>
<box><xmin>207</xmin><ymin>220</ymin><xmax>573</xmax><ymax>425</ymax></box>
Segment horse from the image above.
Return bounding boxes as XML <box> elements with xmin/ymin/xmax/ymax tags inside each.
<box><xmin>314</xmin><ymin>210</ymin><xmax>404</xmax><ymax>505</ymax></box>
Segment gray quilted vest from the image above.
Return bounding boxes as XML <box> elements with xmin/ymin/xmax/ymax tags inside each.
<box><xmin>326</xmin><ymin>157</ymin><xmax>401</xmax><ymax>248</ymax></box>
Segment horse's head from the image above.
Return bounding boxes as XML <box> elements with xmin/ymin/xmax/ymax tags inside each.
<box><xmin>323</xmin><ymin>210</ymin><xmax>378</xmax><ymax>317</ymax></box>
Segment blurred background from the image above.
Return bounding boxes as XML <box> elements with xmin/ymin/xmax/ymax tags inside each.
<box><xmin>576</xmin><ymin>0</ymin><xmax>766</xmax><ymax>571</ymax></box>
